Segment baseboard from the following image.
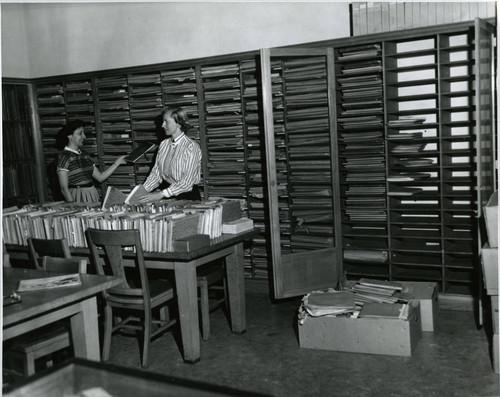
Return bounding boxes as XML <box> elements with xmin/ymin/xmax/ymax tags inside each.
<box><xmin>439</xmin><ymin>293</ymin><xmax>475</xmax><ymax>311</ymax></box>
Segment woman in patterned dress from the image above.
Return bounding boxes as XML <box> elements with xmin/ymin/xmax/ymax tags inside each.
<box><xmin>57</xmin><ymin>119</ymin><xmax>127</xmax><ymax>203</ymax></box>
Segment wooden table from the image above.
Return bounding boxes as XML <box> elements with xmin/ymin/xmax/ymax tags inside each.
<box><xmin>3</xmin><ymin>268</ymin><xmax>121</xmax><ymax>361</ymax></box>
<box><xmin>139</xmin><ymin>229</ymin><xmax>255</xmax><ymax>363</ymax></box>
<box><xmin>6</xmin><ymin>229</ymin><xmax>255</xmax><ymax>364</ymax></box>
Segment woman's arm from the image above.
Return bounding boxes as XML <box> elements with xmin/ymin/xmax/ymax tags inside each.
<box><xmin>92</xmin><ymin>155</ymin><xmax>127</xmax><ymax>183</ymax></box>
<box><xmin>143</xmin><ymin>141</ymin><xmax>167</xmax><ymax>192</ymax></box>
<box><xmin>57</xmin><ymin>171</ymin><xmax>74</xmax><ymax>202</ymax></box>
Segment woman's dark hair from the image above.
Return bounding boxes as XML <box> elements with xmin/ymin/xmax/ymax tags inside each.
<box><xmin>162</xmin><ymin>107</ymin><xmax>191</xmax><ymax>133</ymax></box>
<box><xmin>56</xmin><ymin>119</ymin><xmax>85</xmax><ymax>149</ymax></box>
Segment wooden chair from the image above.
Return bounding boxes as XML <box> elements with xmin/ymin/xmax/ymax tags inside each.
<box><xmin>27</xmin><ymin>237</ymin><xmax>71</xmax><ymax>269</ymax></box>
<box><xmin>7</xmin><ymin>257</ymin><xmax>88</xmax><ymax>376</ymax></box>
<box><xmin>85</xmin><ymin>228</ymin><xmax>177</xmax><ymax>368</ymax></box>
<box><xmin>197</xmin><ymin>261</ymin><xmax>228</xmax><ymax>341</ymax></box>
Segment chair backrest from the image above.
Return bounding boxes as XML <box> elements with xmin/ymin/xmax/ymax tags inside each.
<box><xmin>27</xmin><ymin>238</ymin><xmax>71</xmax><ymax>270</ymax></box>
<box><xmin>42</xmin><ymin>256</ymin><xmax>88</xmax><ymax>274</ymax></box>
<box><xmin>85</xmin><ymin>228</ymin><xmax>150</xmax><ymax>303</ymax></box>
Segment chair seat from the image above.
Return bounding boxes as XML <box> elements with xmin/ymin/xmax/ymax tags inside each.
<box><xmin>108</xmin><ymin>279</ymin><xmax>174</xmax><ymax>308</ymax></box>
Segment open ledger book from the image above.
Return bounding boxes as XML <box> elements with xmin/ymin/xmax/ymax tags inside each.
<box><xmin>102</xmin><ymin>184</ymin><xmax>150</xmax><ymax>209</ymax></box>
<box><xmin>124</xmin><ymin>142</ymin><xmax>157</xmax><ymax>163</ymax></box>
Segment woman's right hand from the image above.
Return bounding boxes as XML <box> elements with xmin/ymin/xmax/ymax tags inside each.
<box><xmin>139</xmin><ymin>191</ymin><xmax>165</xmax><ymax>203</ymax></box>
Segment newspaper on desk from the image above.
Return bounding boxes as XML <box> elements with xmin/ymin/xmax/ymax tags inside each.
<box><xmin>17</xmin><ymin>274</ymin><xmax>82</xmax><ymax>292</ymax></box>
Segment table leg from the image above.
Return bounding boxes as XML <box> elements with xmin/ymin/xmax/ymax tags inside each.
<box><xmin>70</xmin><ymin>296</ymin><xmax>100</xmax><ymax>361</ymax></box>
<box><xmin>225</xmin><ymin>242</ymin><xmax>246</xmax><ymax>334</ymax></box>
<box><xmin>174</xmin><ymin>261</ymin><xmax>200</xmax><ymax>364</ymax></box>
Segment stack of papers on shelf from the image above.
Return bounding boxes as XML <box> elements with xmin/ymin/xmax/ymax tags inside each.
<box><xmin>343</xmin><ymin>249</ymin><xmax>389</xmax><ymax>264</ymax></box>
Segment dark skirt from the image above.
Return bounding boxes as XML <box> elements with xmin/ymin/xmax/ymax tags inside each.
<box><xmin>176</xmin><ymin>185</ymin><xmax>201</xmax><ymax>201</ymax></box>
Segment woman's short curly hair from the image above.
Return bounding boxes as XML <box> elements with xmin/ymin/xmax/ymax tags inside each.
<box><xmin>56</xmin><ymin>119</ymin><xmax>84</xmax><ymax>149</ymax></box>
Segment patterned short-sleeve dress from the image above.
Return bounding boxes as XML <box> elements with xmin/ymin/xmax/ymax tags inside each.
<box><xmin>57</xmin><ymin>147</ymin><xmax>100</xmax><ymax>203</ymax></box>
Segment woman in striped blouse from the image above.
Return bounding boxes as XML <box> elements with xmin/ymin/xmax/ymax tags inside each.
<box><xmin>140</xmin><ymin>107</ymin><xmax>202</xmax><ymax>201</ymax></box>
<box><xmin>57</xmin><ymin>119</ymin><xmax>127</xmax><ymax>203</ymax></box>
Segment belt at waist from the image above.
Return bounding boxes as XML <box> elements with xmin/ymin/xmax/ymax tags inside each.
<box><xmin>69</xmin><ymin>183</ymin><xmax>94</xmax><ymax>188</ymax></box>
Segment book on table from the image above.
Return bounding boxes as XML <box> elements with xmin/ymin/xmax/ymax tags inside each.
<box><xmin>102</xmin><ymin>184</ymin><xmax>150</xmax><ymax>208</ymax></box>
<box><xmin>102</xmin><ymin>186</ymin><xmax>128</xmax><ymax>210</ymax></box>
<box><xmin>222</xmin><ymin>217</ymin><xmax>254</xmax><ymax>234</ymax></box>
<box><xmin>125</xmin><ymin>184</ymin><xmax>149</xmax><ymax>205</ymax></box>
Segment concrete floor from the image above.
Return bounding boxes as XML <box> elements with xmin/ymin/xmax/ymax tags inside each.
<box><xmin>103</xmin><ymin>293</ymin><xmax>500</xmax><ymax>397</ymax></box>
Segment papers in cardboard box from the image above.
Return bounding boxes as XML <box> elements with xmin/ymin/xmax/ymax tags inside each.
<box><xmin>301</xmin><ymin>290</ymin><xmax>356</xmax><ymax>318</ymax></box>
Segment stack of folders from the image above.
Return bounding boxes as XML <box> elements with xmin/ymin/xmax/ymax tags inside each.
<box><xmin>298</xmin><ymin>289</ymin><xmax>357</xmax><ymax>324</ymax></box>
<box><xmin>343</xmin><ymin>278</ymin><xmax>410</xmax><ymax>308</ymax></box>
<box><xmin>3</xmin><ymin>198</ymin><xmax>244</xmax><ymax>253</ymax></box>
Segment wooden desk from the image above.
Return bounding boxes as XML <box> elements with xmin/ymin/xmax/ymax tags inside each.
<box><xmin>142</xmin><ymin>229</ymin><xmax>255</xmax><ymax>363</ymax></box>
<box><xmin>3</xmin><ymin>268</ymin><xmax>121</xmax><ymax>361</ymax></box>
<box><xmin>6</xmin><ymin>229</ymin><xmax>255</xmax><ymax>364</ymax></box>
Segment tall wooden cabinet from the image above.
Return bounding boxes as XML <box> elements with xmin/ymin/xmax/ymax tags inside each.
<box><xmin>3</xmin><ymin>19</ymin><xmax>495</xmax><ymax>297</ymax></box>
<box><xmin>262</xmin><ymin>18</ymin><xmax>496</xmax><ymax>298</ymax></box>
<box><xmin>2</xmin><ymin>83</ymin><xmax>40</xmax><ymax>206</ymax></box>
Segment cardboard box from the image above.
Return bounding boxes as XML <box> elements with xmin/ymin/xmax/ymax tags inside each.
<box><xmin>403</xmin><ymin>281</ymin><xmax>438</xmax><ymax>332</ymax></box>
<box><xmin>481</xmin><ymin>244</ymin><xmax>499</xmax><ymax>295</ymax></box>
<box><xmin>299</xmin><ymin>301</ymin><xmax>422</xmax><ymax>357</ymax></box>
<box><xmin>484</xmin><ymin>191</ymin><xmax>498</xmax><ymax>248</ymax></box>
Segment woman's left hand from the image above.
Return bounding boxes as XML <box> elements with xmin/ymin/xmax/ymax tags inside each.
<box><xmin>139</xmin><ymin>191</ymin><xmax>165</xmax><ymax>203</ymax></box>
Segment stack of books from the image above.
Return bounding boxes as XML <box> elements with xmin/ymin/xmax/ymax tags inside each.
<box><xmin>3</xmin><ymin>198</ymin><xmax>245</xmax><ymax>253</ymax></box>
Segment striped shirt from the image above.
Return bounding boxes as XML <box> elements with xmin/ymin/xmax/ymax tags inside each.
<box><xmin>57</xmin><ymin>147</ymin><xmax>95</xmax><ymax>186</ymax></box>
<box><xmin>143</xmin><ymin>133</ymin><xmax>202</xmax><ymax>198</ymax></box>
